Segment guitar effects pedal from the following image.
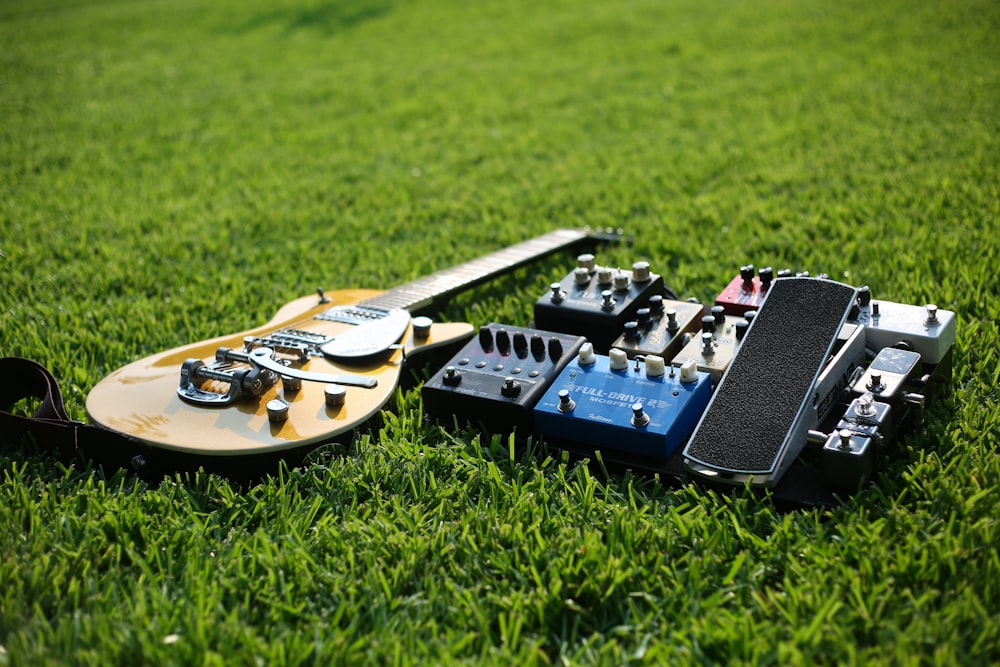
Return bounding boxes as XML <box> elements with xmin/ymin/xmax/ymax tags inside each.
<box><xmin>609</xmin><ymin>298</ymin><xmax>703</xmax><ymax>362</ymax></box>
<box><xmin>669</xmin><ymin>307</ymin><xmax>750</xmax><ymax>385</ymax></box>
<box><xmin>848</xmin><ymin>291</ymin><xmax>956</xmax><ymax>367</ymax></box>
<box><xmin>819</xmin><ymin>392</ymin><xmax>894</xmax><ymax>489</ymax></box>
<box><xmin>683</xmin><ymin>277</ymin><xmax>859</xmax><ymax>487</ymax></box>
<box><xmin>533</xmin><ymin>254</ymin><xmax>665</xmax><ymax>354</ymax></box>
<box><xmin>533</xmin><ymin>344</ymin><xmax>712</xmax><ymax>459</ymax></box>
<box><xmin>421</xmin><ymin>324</ymin><xmax>587</xmax><ymax>433</ymax></box>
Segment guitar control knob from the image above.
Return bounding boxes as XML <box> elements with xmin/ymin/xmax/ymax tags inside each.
<box><xmin>613</xmin><ymin>271</ymin><xmax>630</xmax><ymax>291</ymax></box>
<box><xmin>513</xmin><ymin>332</ymin><xmax>528</xmax><ymax>357</ymax></box>
<box><xmin>266</xmin><ymin>399</ymin><xmax>289</xmax><ymax>424</ymax></box>
<box><xmin>578</xmin><ymin>342</ymin><xmax>597</xmax><ymax>366</ymax></box>
<box><xmin>412</xmin><ymin>316</ymin><xmax>432</xmax><ymax>339</ymax></box>
<box><xmin>478</xmin><ymin>326</ymin><xmax>494</xmax><ymax>352</ymax></box>
<box><xmin>701</xmin><ymin>315</ymin><xmax>716</xmax><ymax>334</ymax></box>
<box><xmin>495</xmin><ymin>328</ymin><xmax>511</xmax><ymax>354</ymax></box>
<box><xmin>530</xmin><ymin>334</ymin><xmax>545</xmax><ymax>360</ymax></box>
<box><xmin>577</xmin><ymin>253</ymin><xmax>596</xmax><ymax>271</ymax></box>
<box><xmin>442</xmin><ymin>366</ymin><xmax>462</xmax><ymax>387</ymax></box>
<box><xmin>623</xmin><ymin>321</ymin><xmax>640</xmax><ymax>341</ymax></box>
<box><xmin>574</xmin><ymin>267</ymin><xmax>591</xmax><ymax>286</ymax></box>
<box><xmin>648</xmin><ymin>294</ymin><xmax>664</xmax><ymax>314</ymax></box>
<box><xmin>609</xmin><ymin>348</ymin><xmax>629</xmax><ymax>371</ymax></box>
<box><xmin>282</xmin><ymin>375</ymin><xmax>302</xmax><ymax>393</ymax></box>
<box><xmin>631</xmin><ymin>403</ymin><xmax>650</xmax><ymax>427</ymax></box>
<box><xmin>324</xmin><ymin>384</ymin><xmax>347</xmax><ymax>407</ymax></box>
<box><xmin>759</xmin><ymin>267</ymin><xmax>773</xmax><ymax>288</ymax></box>
<box><xmin>501</xmin><ymin>377</ymin><xmax>521</xmax><ymax>398</ymax></box>
<box><xmin>645</xmin><ymin>355</ymin><xmax>666</xmax><ymax>378</ymax></box>
<box><xmin>632</xmin><ymin>261</ymin><xmax>651</xmax><ymax>282</ymax></box>
<box><xmin>666</xmin><ymin>308</ymin><xmax>679</xmax><ymax>332</ymax></box>
<box><xmin>547</xmin><ymin>337</ymin><xmax>563</xmax><ymax>362</ymax></box>
<box><xmin>597</xmin><ymin>267</ymin><xmax>613</xmax><ymax>286</ymax></box>
<box><xmin>557</xmin><ymin>389</ymin><xmax>576</xmax><ymax>413</ymax></box>
<box><xmin>740</xmin><ymin>264</ymin><xmax>755</xmax><ymax>287</ymax></box>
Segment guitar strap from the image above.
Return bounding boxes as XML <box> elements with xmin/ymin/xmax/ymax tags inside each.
<box><xmin>0</xmin><ymin>357</ymin><xmax>162</xmax><ymax>479</ymax></box>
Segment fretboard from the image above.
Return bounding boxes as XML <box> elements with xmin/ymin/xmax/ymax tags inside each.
<box><xmin>361</xmin><ymin>228</ymin><xmax>617</xmax><ymax>312</ymax></box>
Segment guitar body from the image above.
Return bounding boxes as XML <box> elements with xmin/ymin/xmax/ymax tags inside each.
<box><xmin>81</xmin><ymin>228</ymin><xmax>621</xmax><ymax>467</ymax></box>
<box><xmin>86</xmin><ymin>289</ymin><xmax>473</xmax><ymax>456</ymax></box>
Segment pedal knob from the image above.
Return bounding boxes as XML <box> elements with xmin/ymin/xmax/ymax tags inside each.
<box><xmin>740</xmin><ymin>264</ymin><xmax>755</xmax><ymax>287</ymax></box>
<box><xmin>573</xmin><ymin>267</ymin><xmax>591</xmax><ymax>286</ymax></box>
<box><xmin>777</xmin><ymin>268</ymin><xmax>793</xmax><ymax>278</ymax></box>
<box><xmin>513</xmin><ymin>332</ymin><xmax>528</xmax><ymax>357</ymax></box>
<box><xmin>679</xmin><ymin>359</ymin><xmax>699</xmax><ymax>383</ymax></box>
<box><xmin>759</xmin><ymin>267</ymin><xmax>773</xmax><ymax>288</ymax></box>
<box><xmin>856</xmin><ymin>392</ymin><xmax>876</xmax><ymax>417</ymax></box>
<box><xmin>711</xmin><ymin>305</ymin><xmax>726</xmax><ymax>326</ymax></box>
<box><xmin>442</xmin><ymin>366</ymin><xmax>462</xmax><ymax>387</ymax></box>
<box><xmin>925</xmin><ymin>304</ymin><xmax>939</xmax><ymax>325</ymax></box>
<box><xmin>548</xmin><ymin>337</ymin><xmax>563</xmax><ymax>362</ymax></box>
<box><xmin>324</xmin><ymin>384</ymin><xmax>347</xmax><ymax>407</ymax></box>
<box><xmin>266</xmin><ymin>399</ymin><xmax>289</xmax><ymax>424</ymax></box>
<box><xmin>578</xmin><ymin>342</ymin><xmax>597</xmax><ymax>366</ymax></box>
<box><xmin>867</xmin><ymin>373</ymin><xmax>885</xmax><ymax>392</ymax></box>
<box><xmin>478</xmin><ymin>326</ymin><xmax>494</xmax><ymax>352</ymax></box>
<box><xmin>665</xmin><ymin>308</ymin><xmax>679</xmax><ymax>332</ymax></box>
<box><xmin>735</xmin><ymin>319</ymin><xmax>749</xmax><ymax>341</ymax></box>
<box><xmin>623</xmin><ymin>321</ymin><xmax>640</xmax><ymax>341</ymax></box>
<box><xmin>501</xmin><ymin>377</ymin><xmax>521</xmax><ymax>398</ymax></box>
<box><xmin>530</xmin><ymin>334</ymin><xmax>545</xmax><ymax>360</ymax></box>
<box><xmin>577</xmin><ymin>253</ymin><xmax>596</xmax><ymax>271</ymax></box>
<box><xmin>412</xmin><ymin>315</ymin><xmax>433</xmax><ymax>339</ymax></box>
<box><xmin>636</xmin><ymin>307</ymin><xmax>652</xmax><ymax>327</ymax></box>
<box><xmin>631</xmin><ymin>403</ymin><xmax>650</xmax><ymax>427</ymax></box>
<box><xmin>613</xmin><ymin>271</ymin><xmax>631</xmax><ymax>291</ymax></box>
<box><xmin>557</xmin><ymin>389</ymin><xmax>576</xmax><ymax>413</ymax></box>
<box><xmin>597</xmin><ymin>267</ymin><xmax>614</xmax><ymax>286</ymax></box>
<box><xmin>858</xmin><ymin>286</ymin><xmax>871</xmax><ymax>307</ymax></box>
<box><xmin>609</xmin><ymin>348</ymin><xmax>629</xmax><ymax>371</ymax></box>
<box><xmin>632</xmin><ymin>261</ymin><xmax>651</xmax><ymax>282</ymax></box>
<box><xmin>837</xmin><ymin>429</ymin><xmax>854</xmax><ymax>451</ymax></box>
<box><xmin>495</xmin><ymin>328</ymin><xmax>511</xmax><ymax>354</ymax></box>
<box><xmin>549</xmin><ymin>283</ymin><xmax>565</xmax><ymax>303</ymax></box>
<box><xmin>701</xmin><ymin>315</ymin><xmax>716</xmax><ymax>334</ymax></box>
<box><xmin>601</xmin><ymin>290</ymin><xmax>616</xmax><ymax>311</ymax></box>
<box><xmin>645</xmin><ymin>354</ymin><xmax>666</xmax><ymax>377</ymax></box>
<box><xmin>648</xmin><ymin>294</ymin><xmax>664</xmax><ymax>314</ymax></box>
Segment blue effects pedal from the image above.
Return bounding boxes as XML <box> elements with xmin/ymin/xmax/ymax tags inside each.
<box><xmin>533</xmin><ymin>344</ymin><xmax>712</xmax><ymax>459</ymax></box>
<box><xmin>421</xmin><ymin>323</ymin><xmax>587</xmax><ymax>434</ymax></box>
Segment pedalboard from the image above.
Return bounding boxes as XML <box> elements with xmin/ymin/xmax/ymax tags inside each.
<box><xmin>421</xmin><ymin>324</ymin><xmax>587</xmax><ymax>434</ymax></box>
<box><xmin>609</xmin><ymin>298</ymin><xmax>703</xmax><ymax>361</ymax></box>
<box><xmin>533</xmin><ymin>345</ymin><xmax>712</xmax><ymax>459</ymax></box>
<box><xmin>422</xmin><ymin>260</ymin><xmax>957</xmax><ymax>508</ymax></box>
<box><xmin>534</xmin><ymin>253</ymin><xmax>665</xmax><ymax>353</ymax></box>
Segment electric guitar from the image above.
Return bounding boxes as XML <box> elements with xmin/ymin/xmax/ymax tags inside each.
<box><xmin>84</xmin><ymin>228</ymin><xmax>622</xmax><ymax>463</ymax></box>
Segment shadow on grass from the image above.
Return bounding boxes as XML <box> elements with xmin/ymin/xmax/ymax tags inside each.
<box><xmin>237</xmin><ymin>0</ymin><xmax>393</xmax><ymax>36</ymax></box>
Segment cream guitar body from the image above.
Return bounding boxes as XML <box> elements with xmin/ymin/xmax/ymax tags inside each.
<box><xmin>85</xmin><ymin>229</ymin><xmax>621</xmax><ymax>464</ymax></box>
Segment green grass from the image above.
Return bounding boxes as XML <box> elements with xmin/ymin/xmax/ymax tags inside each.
<box><xmin>2</xmin><ymin>0</ymin><xmax>999</xmax><ymax>663</ymax></box>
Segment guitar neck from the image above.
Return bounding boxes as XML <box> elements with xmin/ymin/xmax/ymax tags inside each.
<box><xmin>361</xmin><ymin>228</ymin><xmax>618</xmax><ymax>312</ymax></box>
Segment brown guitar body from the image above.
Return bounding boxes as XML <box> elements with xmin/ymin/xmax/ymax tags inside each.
<box><xmin>86</xmin><ymin>289</ymin><xmax>473</xmax><ymax>456</ymax></box>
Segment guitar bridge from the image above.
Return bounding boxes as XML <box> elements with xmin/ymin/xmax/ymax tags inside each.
<box><xmin>243</xmin><ymin>328</ymin><xmax>334</xmax><ymax>363</ymax></box>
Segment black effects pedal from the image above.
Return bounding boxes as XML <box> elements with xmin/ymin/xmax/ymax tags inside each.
<box><xmin>421</xmin><ymin>324</ymin><xmax>587</xmax><ymax>434</ymax></box>
<box><xmin>534</xmin><ymin>253</ymin><xmax>665</xmax><ymax>354</ymax></box>
<box><xmin>609</xmin><ymin>297</ymin><xmax>703</xmax><ymax>361</ymax></box>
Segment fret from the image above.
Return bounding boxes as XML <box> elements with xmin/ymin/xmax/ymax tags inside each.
<box><xmin>358</xmin><ymin>228</ymin><xmax>606</xmax><ymax>312</ymax></box>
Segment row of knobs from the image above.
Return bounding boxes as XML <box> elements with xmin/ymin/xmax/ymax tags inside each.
<box><xmin>478</xmin><ymin>326</ymin><xmax>564</xmax><ymax>361</ymax></box>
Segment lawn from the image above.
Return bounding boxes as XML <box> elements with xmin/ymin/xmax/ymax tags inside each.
<box><xmin>1</xmin><ymin>0</ymin><xmax>998</xmax><ymax>663</ymax></box>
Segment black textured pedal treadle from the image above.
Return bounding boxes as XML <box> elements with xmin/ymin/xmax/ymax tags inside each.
<box><xmin>683</xmin><ymin>277</ymin><xmax>858</xmax><ymax>486</ymax></box>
